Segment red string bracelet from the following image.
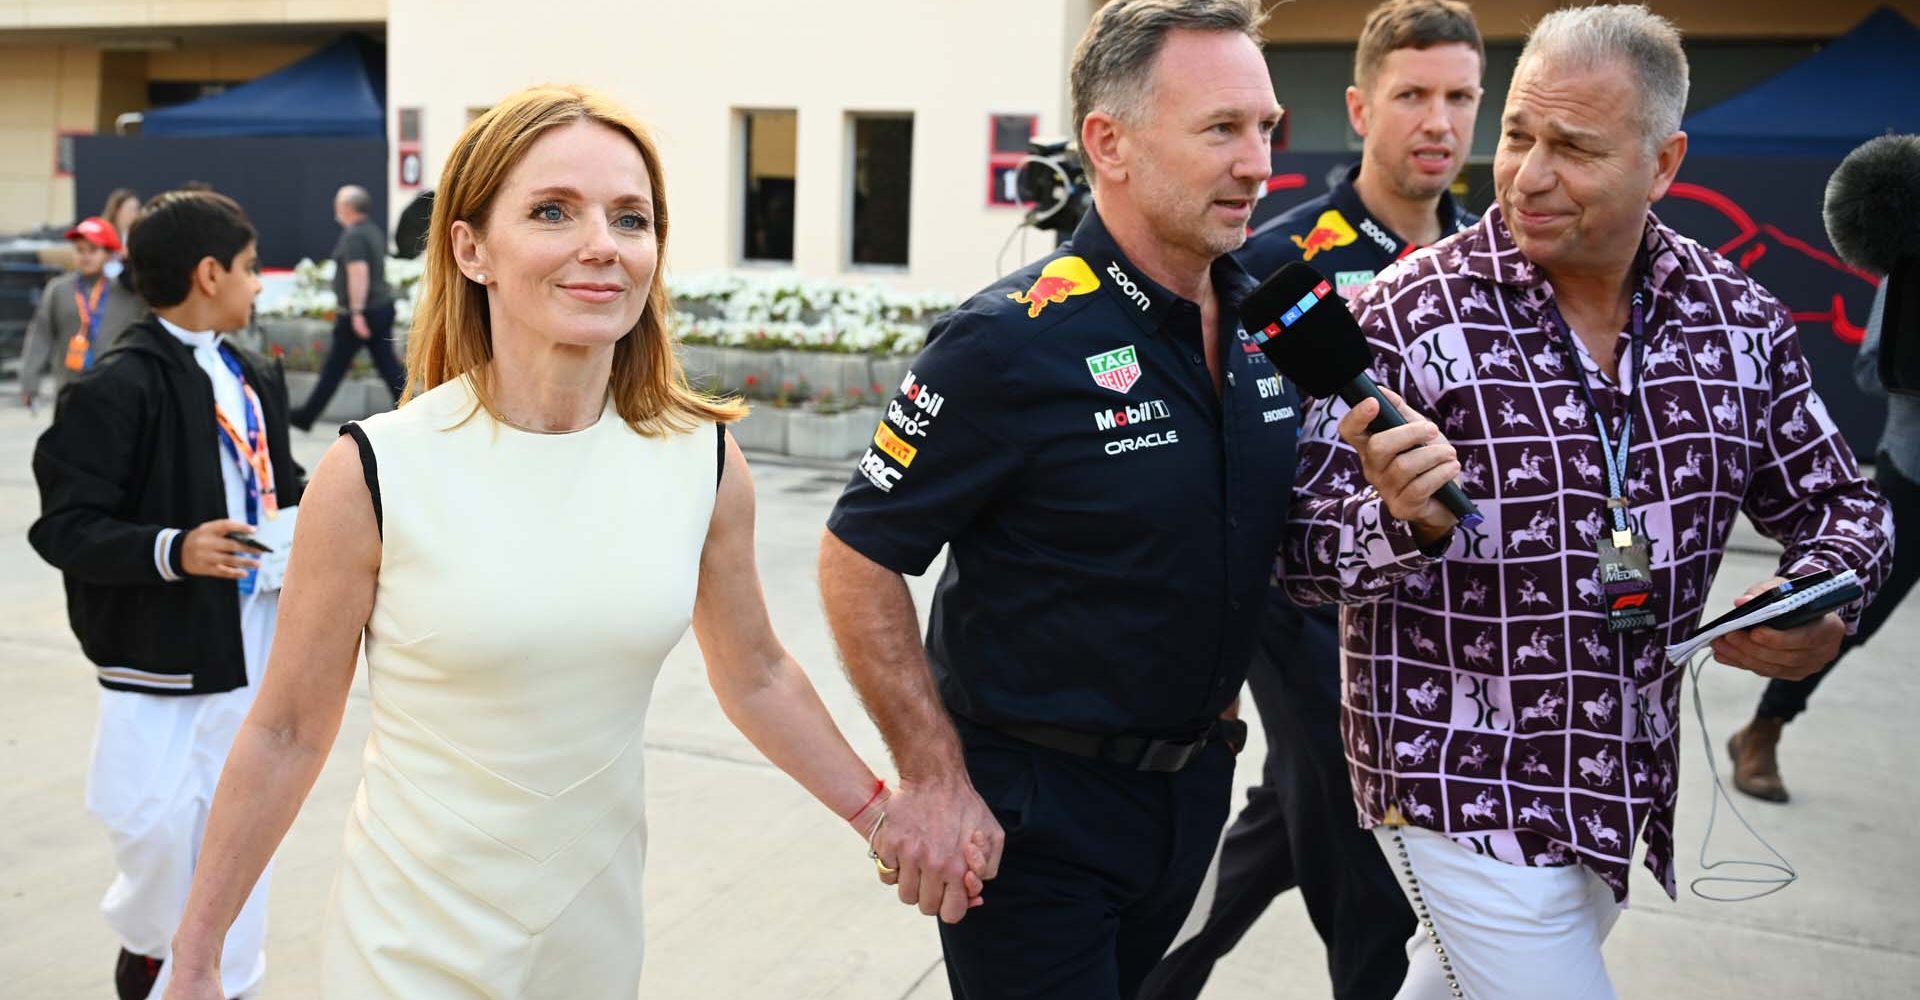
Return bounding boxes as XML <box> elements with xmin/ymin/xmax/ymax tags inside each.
<box><xmin>847</xmin><ymin>778</ymin><xmax>887</xmax><ymax>822</ymax></box>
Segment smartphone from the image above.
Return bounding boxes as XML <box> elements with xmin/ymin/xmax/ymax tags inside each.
<box><xmin>226</xmin><ymin>531</ymin><xmax>274</xmax><ymax>554</ymax></box>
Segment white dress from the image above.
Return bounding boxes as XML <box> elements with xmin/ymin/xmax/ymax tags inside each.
<box><xmin>320</xmin><ymin>376</ymin><xmax>719</xmax><ymax>998</ymax></box>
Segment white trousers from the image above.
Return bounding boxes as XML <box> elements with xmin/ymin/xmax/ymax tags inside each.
<box><xmin>85</xmin><ymin>590</ymin><xmax>277</xmax><ymax>1000</ymax></box>
<box><xmin>1372</xmin><ymin>825</ymin><xmax>1621</xmax><ymax>1000</ymax></box>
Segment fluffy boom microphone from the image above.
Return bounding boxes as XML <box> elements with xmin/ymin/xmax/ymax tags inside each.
<box><xmin>1240</xmin><ymin>261</ymin><xmax>1483</xmax><ymax>528</ymax></box>
<box><xmin>1823</xmin><ymin>134</ymin><xmax>1920</xmax><ymax>397</ymax></box>
<box><xmin>1822</xmin><ymin>134</ymin><xmax>1920</xmax><ymax>276</ymax></box>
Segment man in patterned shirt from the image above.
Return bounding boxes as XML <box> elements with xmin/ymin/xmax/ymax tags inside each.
<box><xmin>1281</xmin><ymin>7</ymin><xmax>1894</xmax><ymax>998</ymax></box>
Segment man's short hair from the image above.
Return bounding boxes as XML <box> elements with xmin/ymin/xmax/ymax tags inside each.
<box><xmin>1070</xmin><ymin>0</ymin><xmax>1265</xmax><ymax>144</ymax></box>
<box><xmin>1353</xmin><ymin>0</ymin><xmax>1485</xmax><ymax>91</ymax></box>
<box><xmin>338</xmin><ymin>185</ymin><xmax>373</xmax><ymax>215</ymax></box>
<box><xmin>127</xmin><ymin>190</ymin><xmax>256</xmax><ymax>308</ymax></box>
<box><xmin>1518</xmin><ymin>4</ymin><xmax>1689</xmax><ymax>151</ymax></box>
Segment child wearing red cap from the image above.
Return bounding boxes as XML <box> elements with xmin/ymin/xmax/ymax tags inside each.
<box><xmin>19</xmin><ymin>216</ymin><xmax>146</xmax><ymax>410</ymax></box>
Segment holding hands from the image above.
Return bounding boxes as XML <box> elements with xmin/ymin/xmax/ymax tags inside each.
<box><xmin>854</xmin><ymin>776</ymin><xmax>1001</xmax><ymax>924</ymax></box>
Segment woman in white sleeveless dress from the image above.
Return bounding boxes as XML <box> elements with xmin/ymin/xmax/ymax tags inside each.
<box><xmin>162</xmin><ymin>87</ymin><xmax>984</xmax><ymax>999</ymax></box>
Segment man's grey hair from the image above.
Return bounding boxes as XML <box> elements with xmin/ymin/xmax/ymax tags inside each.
<box><xmin>337</xmin><ymin>185</ymin><xmax>373</xmax><ymax>215</ymax></box>
<box><xmin>1070</xmin><ymin>0</ymin><xmax>1265</xmax><ymax>144</ymax></box>
<box><xmin>1518</xmin><ymin>4</ymin><xmax>1689</xmax><ymax>151</ymax></box>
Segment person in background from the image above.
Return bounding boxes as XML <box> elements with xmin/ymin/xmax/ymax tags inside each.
<box><xmin>29</xmin><ymin>189</ymin><xmax>302</xmax><ymax>1000</ymax></box>
<box><xmin>103</xmin><ymin>189</ymin><xmax>141</xmax><ymax>272</ymax></box>
<box><xmin>289</xmin><ymin>185</ymin><xmax>406</xmax><ymax>430</ymax></box>
<box><xmin>1728</xmin><ymin>274</ymin><xmax>1920</xmax><ymax>801</ymax></box>
<box><xmin>20</xmin><ymin>217</ymin><xmax>145</xmax><ymax>411</ymax></box>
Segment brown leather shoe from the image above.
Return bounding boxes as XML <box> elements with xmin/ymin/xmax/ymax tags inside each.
<box><xmin>1728</xmin><ymin>716</ymin><xmax>1790</xmax><ymax>803</ymax></box>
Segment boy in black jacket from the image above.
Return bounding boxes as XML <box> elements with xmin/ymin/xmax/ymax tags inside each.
<box><xmin>30</xmin><ymin>190</ymin><xmax>304</xmax><ymax>1000</ymax></box>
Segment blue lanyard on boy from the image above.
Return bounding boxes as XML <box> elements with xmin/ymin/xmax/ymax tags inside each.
<box><xmin>213</xmin><ymin>345</ymin><xmax>268</xmax><ymax>594</ymax></box>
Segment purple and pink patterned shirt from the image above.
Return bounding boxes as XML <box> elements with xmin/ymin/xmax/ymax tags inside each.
<box><xmin>1280</xmin><ymin>206</ymin><xmax>1894</xmax><ymax>901</ymax></box>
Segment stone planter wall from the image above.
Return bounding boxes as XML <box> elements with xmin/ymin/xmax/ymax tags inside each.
<box><xmin>728</xmin><ymin>407</ymin><xmax>789</xmax><ymax>454</ymax></box>
<box><xmin>869</xmin><ymin>355</ymin><xmax>914</xmax><ymax>397</ymax></box>
<box><xmin>785</xmin><ymin>408</ymin><xmax>879</xmax><ymax>461</ymax></box>
<box><xmin>283</xmin><ymin>371</ymin><xmax>394</xmax><ymax>423</ymax></box>
<box><xmin>680</xmin><ymin>345</ymin><xmax>920</xmax><ymax>400</ymax></box>
<box><xmin>260</xmin><ymin>316</ymin><xmax>334</xmax><ymax>355</ymax></box>
<box><xmin>718</xmin><ymin>349</ymin><xmax>784</xmax><ymax>396</ymax></box>
<box><xmin>780</xmin><ymin>351</ymin><xmax>875</xmax><ymax>398</ymax></box>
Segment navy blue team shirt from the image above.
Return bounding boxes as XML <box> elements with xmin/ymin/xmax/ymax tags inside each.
<box><xmin>1238</xmin><ymin>162</ymin><xmax>1474</xmax><ymax>299</ymax></box>
<box><xmin>826</xmin><ymin>208</ymin><xmax>1304</xmax><ymax>736</ymax></box>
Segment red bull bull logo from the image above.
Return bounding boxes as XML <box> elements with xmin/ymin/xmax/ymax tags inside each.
<box><xmin>1009</xmin><ymin>256</ymin><xmax>1101</xmax><ymax>318</ymax></box>
<box><xmin>1289</xmin><ymin>209</ymin><xmax>1359</xmax><ymax>262</ymax></box>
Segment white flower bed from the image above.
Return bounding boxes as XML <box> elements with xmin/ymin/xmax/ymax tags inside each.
<box><xmin>258</xmin><ymin>257</ymin><xmax>428</xmax><ymax>326</ymax></box>
<box><xmin>260</xmin><ymin>263</ymin><xmax>955</xmax><ymax>359</ymax></box>
<box><xmin>667</xmin><ymin>270</ymin><xmax>954</xmax><ymax>356</ymax></box>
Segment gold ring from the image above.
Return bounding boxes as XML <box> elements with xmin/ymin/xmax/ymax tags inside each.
<box><xmin>871</xmin><ymin>851</ymin><xmax>899</xmax><ymax>876</ymax></box>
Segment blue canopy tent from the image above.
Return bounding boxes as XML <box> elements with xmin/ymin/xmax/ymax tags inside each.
<box><xmin>140</xmin><ymin>34</ymin><xmax>385</xmax><ymax>138</ymax></box>
<box><xmin>1683</xmin><ymin>7</ymin><xmax>1920</xmax><ymax>157</ymax></box>
<box><xmin>76</xmin><ymin>34</ymin><xmax>389</xmax><ymax>266</ymax></box>
<box><xmin>1658</xmin><ymin>6</ymin><xmax>1920</xmax><ymax>457</ymax></box>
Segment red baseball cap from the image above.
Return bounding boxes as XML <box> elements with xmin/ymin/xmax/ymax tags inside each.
<box><xmin>65</xmin><ymin>216</ymin><xmax>122</xmax><ymax>253</ymax></box>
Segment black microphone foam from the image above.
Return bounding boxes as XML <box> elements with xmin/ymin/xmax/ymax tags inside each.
<box><xmin>1822</xmin><ymin>133</ymin><xmax>1920</xmax><ymax>276</ymax></box>
<box><xmin>1238</xmin><ymin>261</ymin><xmax>1372</xmax><ymax>398</ymax></box>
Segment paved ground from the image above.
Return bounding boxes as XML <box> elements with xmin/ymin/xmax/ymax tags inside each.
<box><xmin>2</xmin><ymin>393</ymin><xmax>1916</xmax><ymax>999</ymax></box>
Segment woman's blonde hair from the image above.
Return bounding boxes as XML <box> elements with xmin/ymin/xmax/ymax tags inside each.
<box><xmin>404</xmin><ymin>84</ymin><xmax>743</xmax><ymax>433</ymax></box>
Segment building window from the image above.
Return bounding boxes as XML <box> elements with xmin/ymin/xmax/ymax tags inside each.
<box><xmin>739</xmin><ymin>109</ymin><xmax>797</xmax><ymax>263</ymax></box>
<box><xmin>848</xmin><ymin>114</ymin><xmax>913</xmax><ymax>267</ymax></box>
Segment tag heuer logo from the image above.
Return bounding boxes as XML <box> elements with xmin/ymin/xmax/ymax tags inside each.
<box><xmin>1086</xmin><ymin>345</ymin><xmax>1142</xmax><ymax>394</ymax></box>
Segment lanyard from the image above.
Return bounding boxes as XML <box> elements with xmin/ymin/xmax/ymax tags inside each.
<box><xmin>72</xmin><ymin>278</ymin><xmax>107</xmax><ymax>363</ymax></box>
<box><xmin>212</xmin><ymin>345</ymin><xmax>278</xmax><ymax>527</ymax></box>
<box><xmin>1547</xmin><ymin>290</ymin><xmax>1646</xmax><ymax>548</ymax></box>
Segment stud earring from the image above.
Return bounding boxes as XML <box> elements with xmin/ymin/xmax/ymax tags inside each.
<box><xmin>475</xmin><ymin>272</ymin><xmax>489</xmax><ymax>284</ymax></box>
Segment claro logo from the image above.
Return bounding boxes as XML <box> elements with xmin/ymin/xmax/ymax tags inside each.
<box><xmin>1106</xmin><ymin>261</ymin><xmax>1150</xmax><ymax>311</ymax></box>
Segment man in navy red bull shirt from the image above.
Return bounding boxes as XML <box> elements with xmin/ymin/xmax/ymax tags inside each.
<box><xmin>1143</xmin><ymin>4</ymin><xmax>1487</xmax><ymax>998</ymax></box>
<box><xmin>819</xmin><ymin>2</ymin><xmax>1465</xmax><ymax>998</ymax></box>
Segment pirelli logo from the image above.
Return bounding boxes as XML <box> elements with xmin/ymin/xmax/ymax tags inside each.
<box><xmin>874</xmin><ymin>422</ymin><xmax>918</xmax><ymax>467</ymax></box>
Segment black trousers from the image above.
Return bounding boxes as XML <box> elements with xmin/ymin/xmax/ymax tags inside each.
<box><xmin>293</xmin><ymin>303</ymin><xmax>405</xmax><ymax>427</ymax></box>
<box><xmin>1758</xmin><ymin>455</ymin><xmax>1920</xmax><ymax>722</ymax></box>
<box><xmin>1137</xmin><ymin>596</ymin><xmax>1412</xmax><ymax>1000</ymax></box>
<box><xmin>940</xmin><ymin>720</ymin><xmax>1236</xmax><ymax>1000</ymax></box>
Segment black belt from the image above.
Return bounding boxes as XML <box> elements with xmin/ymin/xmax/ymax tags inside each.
<box><xmin>987</xmin><ymin>717</ymin><xmax>1246</xmax><ymax>773</ymax></box>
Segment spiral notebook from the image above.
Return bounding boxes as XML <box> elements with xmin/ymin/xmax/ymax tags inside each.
<box><xmin>1663</xmin><ymin>568</ymin><xmax>1862</xmax><ymax>668</ymax></box>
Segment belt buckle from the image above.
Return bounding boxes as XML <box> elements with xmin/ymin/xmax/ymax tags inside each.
<box><xmin>1136</xmin><ymin>736</ymin><xmax>1203</xmax><ymax>772</ymax></box>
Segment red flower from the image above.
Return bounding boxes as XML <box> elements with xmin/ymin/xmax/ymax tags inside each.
<box><xmin>871</xmin><ymin>381</ymin><xmax>885</xmax><ymax>396</ymax></box>
<box><xmin>745</xmin><ymin>374</ymin><xmax>759</xmax><ymax>386</ymax></box>
<box><xmin>270</xmin><ymin>344</ymin><xmax>286</xmax><ymax>357</ymax></box>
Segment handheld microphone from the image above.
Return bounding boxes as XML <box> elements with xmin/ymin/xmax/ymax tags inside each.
<box><xmin>1822</xmin><ymin>134</ymin><xmax>1920</xmax><ymax>396</ymax></box>
<box><xmin>1240</xmin><ymin>261</ymin><xmax>1483</xmax><ymax>529</ymax></box>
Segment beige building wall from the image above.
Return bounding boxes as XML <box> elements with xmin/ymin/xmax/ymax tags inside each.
<box><xmin>0</xmin><ymin>46</ymin><xmax>100</xmax><ymax>231</ymax></box>
<box><xmin>388</xmin><ymin>0</ymin><xmax>1099</xmax><ymax>294</ymax></box>
<box><xmin>0</xmin><ymin>0</ymin><xmax>383</xmax><ymax>29</ymax></box>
